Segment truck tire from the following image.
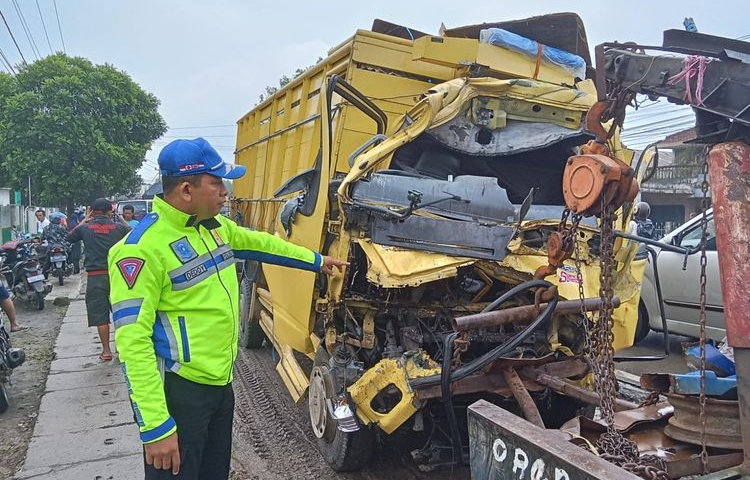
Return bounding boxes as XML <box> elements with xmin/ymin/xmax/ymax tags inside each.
<box><xmin>238</xmin><ymin>278</ymin><xmax>265</xmax><ymax>349</ymax></box>
<box><xmin>634</xmin><ymin>302</ymin><xmax>650</xmax><ymax>345</ymax></box>
<box><xmin>309</xmin><ymin>347</ymin><xmax>374</xmax><ymax>471</ymax></box>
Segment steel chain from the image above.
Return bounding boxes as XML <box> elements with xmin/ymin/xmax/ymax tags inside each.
<box><xmin>594</xmin><ymin>195</ymin><xmax>676</xmax><ymax>480</ymax></box>
<box><xmin>639</xmin><ymin>390</ymin><xmax>662</xmax><ymax>408</ymax></box>
<box><xmin>698</xmin><ymin>153</ymin><xmax>710</xmax><ymax>473</ymax></box>
<box><xmin>571</xmin><ymin>215</ymin><xmax>594</xmax><ymax>346</ymax></box>
<box><xmin>452</xmin><ymin>331</ymin><xmax>469</xmax><ymax>368</ymax></box>
<box><xmin>595</xmin><ymin>197</ymin><xmax>637</xmax><ymax>460</ymax></box>
<box><xmin>564</xmin><ymin>194</ymin><xmax>670</xmax><ymax>479</ymax></box>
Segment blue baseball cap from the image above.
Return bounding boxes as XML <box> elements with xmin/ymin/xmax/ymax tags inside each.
<box><xmin>158</xmin><ymin>137</ymin><xmax>246</xmax><ymax>180</ymax></box>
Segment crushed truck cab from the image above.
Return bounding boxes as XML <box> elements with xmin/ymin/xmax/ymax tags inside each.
<box><xmin>232</xmin><ymin>13</ymin><xmax>650</xmax><ymax>472</ymax></box>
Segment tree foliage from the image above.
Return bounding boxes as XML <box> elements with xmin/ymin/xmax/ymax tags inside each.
<box><xmin>0</xmin><ymin>54</ymin><xmax>166</xmax><ymax>211</ymax></box>
<box><xmin>257</xmin><ymin>58</ymin><xmax>323</xmax><ymax>104</ymax></box>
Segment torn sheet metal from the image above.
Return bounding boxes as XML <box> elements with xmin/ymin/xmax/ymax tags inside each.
<box><xmin>356</xmin><ymin>239</ymin><xmax>474</xmax><ymax>288</ymax></box>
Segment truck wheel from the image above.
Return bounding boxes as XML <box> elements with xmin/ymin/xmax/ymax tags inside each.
<box><xmin>634</xmin><ymin>302</ymin><xmax>650</xmax><ymax>345</ymax></box>
<box><xmin>309</xmin><ymin>348</ymin><xmax>374</xmax><ymax>471</ymax></box>
<box><xmin>238</xmin><ymin>278</ymin><xmax>265</xmax><ymax>349</ymax></box>
<box><xmin>0</xmin><ymin>382</ymin><xmax>9</xmax><ymax>414</ymax></box>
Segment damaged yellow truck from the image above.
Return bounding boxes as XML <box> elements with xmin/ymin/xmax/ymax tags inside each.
<box><xmin>232</xmin><ymin>14</ymin><xmax>649</xmax><ymax>471</ymax></box>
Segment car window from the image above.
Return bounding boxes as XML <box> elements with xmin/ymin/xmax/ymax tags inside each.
<box><xmin>680</xmin><ymin>218</ymin><xmax>716</xmax><ymax>251</ymax></box>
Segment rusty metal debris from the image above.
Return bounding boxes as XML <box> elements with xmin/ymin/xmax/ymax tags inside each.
<box><xmin>521</xmin><ymin>369</ymin><xmax>639</xmax><ymax>412</ymax></box>
<box><xmin>503</xmin><ymin>366</ymin><xmax>545</xmax><ymax>428</ymax></box>
<box><xmin>452</xmin><ymin>296</ymin><xmax>620</xmax><ymax>331</ymax></box>
<box><xmin>664</xmin><ymin>393</ymin><xmax>743</xmax><ymax>450</ymax></box>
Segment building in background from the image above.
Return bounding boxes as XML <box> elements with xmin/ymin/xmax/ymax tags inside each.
<box><xmin>638</xmin><ymin>128</ymin><xmax>709</xmax><ymax>238</ymax></box>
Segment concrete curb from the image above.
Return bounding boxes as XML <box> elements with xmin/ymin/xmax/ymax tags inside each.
<box><xmin>15</xmin><ymin>273</ymin><xmax>141</xmax><ymax>480</ymax></box>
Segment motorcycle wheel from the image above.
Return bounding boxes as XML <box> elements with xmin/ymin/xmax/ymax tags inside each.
<box><xmin>58</xmin><ymin>270</ymin><xmax>64</xmax><ymax>286</ymax></box>
<box><xmin>35</xmin><ymin>292</ymin><xmax>45</xmax><ymax>311</ymax></box>
<box><xmin>0</xmin><ymin>382</ymin><xmax>9</xmax><ymax>414</ymax></box>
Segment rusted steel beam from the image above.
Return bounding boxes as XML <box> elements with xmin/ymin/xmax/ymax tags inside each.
<box><xmin>502</xmin><ymin>366</ymin><xmax>545</xmax><ymax>428</ymax></box>
<box><xmin>522</xmin><ymin>370</ymin><xmax>639</xmax><ymax>412</ymax></box>
<box><xmin>453</xmin><ymin>296</ymin><xmax>621</xmax><ymax>332</ymax></box>
<box><xmin>709</xmin><ymin>142</ymin><xmax>750</xmax><ymax>347</ymax></box>
<box><xmin>415</xmin><ymin>372</ymin><xmax>516</xmax><ymax>400</ymax></box>
<box><xmin>707</xmin><ymin>141</ymin><xmax>750</xmax><ymax>469</ymax></box>
<box><xmin>413</xmin><ymin>358</ymin><xmax>589</xmax><ymax>400</ymax></box>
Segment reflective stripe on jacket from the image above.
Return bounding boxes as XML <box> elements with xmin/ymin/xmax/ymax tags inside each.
<box><xmin>108</xmin><ymin>196</ymin><xmax>321</xmax><ymax>444</ymax></box>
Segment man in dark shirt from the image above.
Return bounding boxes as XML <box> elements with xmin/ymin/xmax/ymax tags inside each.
<box><xmin>68</xmin><ymin>198</ymin><xmax>131</xmax><ymax>361</ymax></box>
<box><xmin>68</xmin><ymin>210</ymin><xmax>85</xmax><ymax>274</ymax></box>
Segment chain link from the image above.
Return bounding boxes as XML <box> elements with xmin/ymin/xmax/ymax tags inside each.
<box><xmin>581</xmin><ymin>194</ymin><xmax>673</xmax><ymax>480</ymax></box>
<box><xmin>452</xmin><ymin>331</ymin><xmax>469</xmax><ymax>368</ymax></box>
<box><xmin>698</xmin><ymin>153</ymin><xmax>710</xmax><ymax>474</ymax></box>
<box><xmin>565</xmin><ymin>191</ymin><xmax>672</xmax><ymax>479</ymax></box>
<box><xmin>594</xmin><ymin>196</ymin><xmax>638</xmax><ymax>460</ymax></box>
<box><xmin>638</xmin><ymin>390</ymin><xmax>662</xmax><ymax>408</ymax></box>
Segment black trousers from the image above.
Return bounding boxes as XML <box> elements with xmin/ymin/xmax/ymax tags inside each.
<box><xmin>70</xmin><ymin>241</ymin><xmax>81</xmax><ymax>273</ymax></box>
<box><xmin>144</xmin><ymin>373</ymin><xmax>234</xmax><ymax>480</ymax></box>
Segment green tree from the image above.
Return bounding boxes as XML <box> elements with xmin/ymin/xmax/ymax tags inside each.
<box><xmin>257</xmin><ymin>58</ymin><xmax>323</xmax><ymax>103</ymax></box>
<box><xmin>0</xmin><ymin>54</ymin><xmax>166</xmax><ymax>213</ymax></box>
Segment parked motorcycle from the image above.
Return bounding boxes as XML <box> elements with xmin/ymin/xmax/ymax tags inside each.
<box><xmin>46</xmin><ymin>243</ymin><xmax>72</xmax><ymax>286</ymax></box>
<box><xmin>0</xmin><ymin>309</ymin><xmax>26</xmax><ymax>413</ymax></box>
<box><xmin>0</xmin><ymin>240</ymin><xmax>52</xmax><ymax>310</ymax></box>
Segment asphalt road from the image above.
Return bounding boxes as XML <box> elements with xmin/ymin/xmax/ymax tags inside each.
<box><xmin>616</xmin><ymin>330</ymin><xmax>695</xmax><ymax>377</ymax></box>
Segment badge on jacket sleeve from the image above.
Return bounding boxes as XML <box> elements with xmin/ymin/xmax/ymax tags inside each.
<box><xmin>117</xmin><ymin>258</ymin><xmax>145</xmax><ymax>289</ymax></box>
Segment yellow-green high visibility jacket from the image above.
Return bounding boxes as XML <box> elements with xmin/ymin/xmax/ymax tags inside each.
<box><xmin>108</xmin><ymin>196</ymin><xmax>322</xmax><ymax>444</ymax></box>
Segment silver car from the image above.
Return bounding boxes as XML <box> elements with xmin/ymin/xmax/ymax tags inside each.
<box><xmin>636</xmin><ymin>209</ymin><xmax>724</xmax><ymax>343</ymax></box>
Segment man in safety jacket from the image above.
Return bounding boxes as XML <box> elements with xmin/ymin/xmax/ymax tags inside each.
<box><xmin>109</xmin><ymin>138</ymin><xmax>347</xmax><ymax>479</ymax></box>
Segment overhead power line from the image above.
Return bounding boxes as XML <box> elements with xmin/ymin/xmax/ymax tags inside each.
<box><xmin>0</xmin><ymin>8</ymin><xmax>28</xmax><ymax>65</ymax></box>
<box><xmin>11</xmin><ymin>0</ymin><xmax>39</xmax><ymax>60</ymax></box>
<box><xmin>52</xmin><ymin>0</ymin><xmax>64</xmax><ymax>53</ymax></box>
<box><xmin>35</xmin><ymin>0</ymin><xmax>52</xmax><ymax>54</ymax></box>
<box><xmin>0</xmin><ymin>46</ymin><xmax>17</xmax><ymax>74</ymax></box>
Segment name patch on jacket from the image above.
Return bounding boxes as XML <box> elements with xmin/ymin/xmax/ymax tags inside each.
<box><xmin>169</xmin><ymin>237</ymin><xmax>198</xmax><ymax>263</ymax></box>
<box><xmin>118</xmin><ymin>257</ymin><xmax>145</xmax><ymax>289</ymax></box>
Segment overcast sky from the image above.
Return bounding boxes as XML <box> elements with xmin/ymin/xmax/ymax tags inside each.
<box><xmin>1</xmin><ymin>1</ymin><xmax>747</xmax><ymax>183</ymax></box>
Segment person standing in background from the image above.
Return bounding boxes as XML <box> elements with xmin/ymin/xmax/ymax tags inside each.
<box><xmin>35</xmin><ymin>210</ymin><xmax>50</xmax><ymax>234</ymax></box>
<box><xmin>68</xmin><ymin>210</ymin><xmax>84</xmax><ymax>274</ymax></box>
<box><xmin>122</xmin><ymin>205</ymin><xmax>140</xmax><ymax>228</ymax></box>
<box><xmin>68</xmin><ymin>199</ymin><xmax>131</xmax><ymax>361</ymax></box>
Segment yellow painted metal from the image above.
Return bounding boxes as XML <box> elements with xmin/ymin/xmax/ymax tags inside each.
<box><xmin>335</xmin><ymin>77</ymin><xmax>644</xmax><ymax>351</ymax></box>
<box><xmin>348</xmin><ymin>352</ymin><xmax>440</xmax><ymax>433</ymax></box>
<box><xmin>412</xmin><ymin>36</ymin><xmax>577</xmax><ymax>85</ymax></box>
<box><xmin>234</xmin><ymin>21</ymin><xmax>648</xmax><ymax>419</ymax></box>
<box><xmin>233</xmin><ymin>30</ymin><xmax>476</xmax><ymax>355</ymax></box>
<box><xmin>356</xmin><ymin>239</ymin><xmax>474</xmax><ymax>288</ymax></box>
<box><xmin>259</xmin><ymin>310</ymin><xmax>309</xmax><ymax>403</ymax></box>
